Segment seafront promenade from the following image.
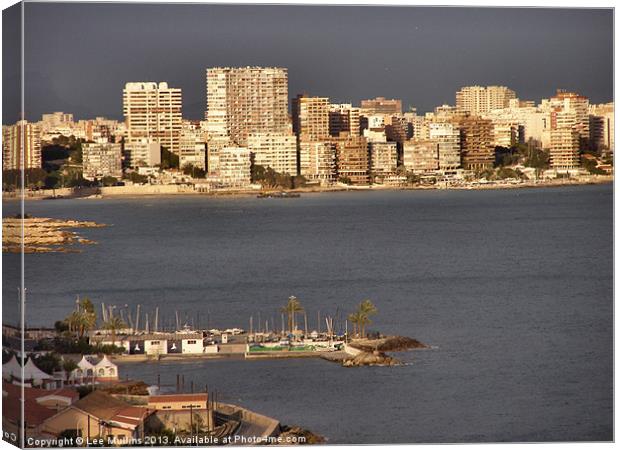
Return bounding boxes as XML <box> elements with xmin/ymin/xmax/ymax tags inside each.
<box><xmin>2</xmin><ymin>175</ymin><xmax>613</xmax><ymax>201</ymax></box>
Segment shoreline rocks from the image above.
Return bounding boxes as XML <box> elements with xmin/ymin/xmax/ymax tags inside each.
<box><xmin>342</xmin><ymin>350</ymin><xmax>401</xmax><ymax>367</ymax></box>
<box><xmin>350</xmin><ymin>335</ymin><xmax>429</xmax><ymax>352</ymax></box>
<box><xmin>2</xmin><ymin>216</ymin><xmax>107</xmax><ymax>253</ymax></box>
<box><xmin>279</xmin><ymin>425</ymin><xmax>326</xmax><ymax>444</ymax></box>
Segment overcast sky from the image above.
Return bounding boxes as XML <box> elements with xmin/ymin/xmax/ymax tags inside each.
<box><xmin>2</xmin><ymin>3</ymin><xmax>614</xmax><ymax>124</ymax></box>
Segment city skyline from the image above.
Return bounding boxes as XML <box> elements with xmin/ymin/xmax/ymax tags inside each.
<box><xmin>2</xmin><ymin>4</ymin><xmax>613</xmax><ymax>124</ymax></box>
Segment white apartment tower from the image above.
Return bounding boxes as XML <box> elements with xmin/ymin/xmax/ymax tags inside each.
<box><xmin>123</xmin><ymin>82</ymin><xmax>182</xmax><ymax>167</ymax></box>
<box><xmin>299</xmin><ymin>141</ymin><xmax>337</xmax><ymax>185</ymax></box>
<box><xmin>205</xmin><ymin>67</ymin><xmax>289</xmax><ymax>147</ymax></box>
<box><xmin>2</xmin><ymin>121</ymin><xmax>41</xmax><ymax>170</ymax></box>
<box><xmin>428</xmin><ymin>122</ymin><xmax>461</xmax><ymax>171</ymax></box>
<box><xmin>456</xmin><ymin>86</ymin><xmax>517</xmax><ymax>115</ymax></box>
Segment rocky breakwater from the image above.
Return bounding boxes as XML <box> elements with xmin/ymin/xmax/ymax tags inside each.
<box><xmin>341</xmin><ymin>336</ymin><xmax>430</xmax><ymax>367</ymax></box>
<box><xmin>342</xmin><ymin>350</ymin><xmax>400</xmax><ymax>367</ymax></box>
<box><xmin>2</xmin><ymin>214</ymin><xmax>107</xmax><ymax>253</ymax></box>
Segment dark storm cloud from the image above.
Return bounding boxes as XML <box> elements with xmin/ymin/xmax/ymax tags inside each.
<box><xmin>7</xmin><ymin>3</ymin><xmax>615</xmax><ymax>123</ymax></box>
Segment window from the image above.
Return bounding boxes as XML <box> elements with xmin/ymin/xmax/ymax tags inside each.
<box><xmin>150</xmin><ymin>341</ymin><xmax>160</xmax><ymax>345</ymax></box>
<box><xmin>187</xmin><ymin>340</ymin><xmax>196</xmax><ymax>344</ymax></box>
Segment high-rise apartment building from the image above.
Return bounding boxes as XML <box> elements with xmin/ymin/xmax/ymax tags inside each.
<box><xmin>549</xmin><ymin>109</ymin><xmax>580</xmax><ymax>170</ymax></box>
<box><xmin>360</xmin><ymin>97</ymin><xmax>402</xmax><ymax>116</ymax></box>
<box><xmin>299</xmin><ymin>141</ymin><xmax>336</xmax><ymax>185</ymax></box>
<box><xmin>369</xmin><ymin>141</ymin><xmax>398</xmax><ymax>177</ymax></box>
<box><xmin>247</xmin><ymin>133</ymin><xmax>297</xmax><ymax>175</ymax></box>
<box><xmin>546</xmin><ymin>89</ymin><xmax>590</xmax><ymax>142</ymax></box>
<box><xmin>549</xmin><ymin>127</ymin><xmax>580</xmax><ymax>170</ymax></box>
<box><xmin>123</xmin><ymin>82</ymin><xmax>182</xmax><ymax>167</ymax></box>
<box><xmin>2</xmin><ymin>121</ymin><xmax>41</xmax><ymax>170</ymax></box>
<box><xmin>205</xmin><ymin>67</ymin><xmax>289</xmax><ymax>147</ymax></box>
<box><xmin>428</xmin><ymin>122</ymin><xmax>461</xmax><ymax>172</ymax></box>
<box><xmin>82</xmin><ymin>142</ymin><xmax>123</xmax><ymax>181</ymax></box>
<box><xmin>456</xmin><ymin>86</ymin><xmax>516</xmax><ymax>115</ymax></box>
<box><xmin>292</xmin><ymin>95</ymin><xmax>330</xmax><ymax>140</ymax></box>
<box><xmin>403</xmin><ymin>140</ymin><xmax>439</xmax><ymax>173</ymax></box>
<box><xmin>589</xmin><ymin>103</ymin><xmax>614</xmax><ymax>155</ymax></box>
<box><xmin>458</xmin><ymin>117</ymin><xmax>495</xmax><ymax>170</ymax></box>
<box><xmin>41</xmin><ymin>112</ymin><xmax>74</xmax><ymax>128</ymax></box>
<box><xmin>331</xmin><ymin>133</ymin><xmax>369</xmax><ymax>184</ymax></box>
<box><xmin>329</xmin><ymin>104</ymin><xmax>360</xmax><ymax>137</ymax></box>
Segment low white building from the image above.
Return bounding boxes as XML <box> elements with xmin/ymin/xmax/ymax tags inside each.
<box><xmin>218</xmin><ymin>147</ymin><xmax>252</xmax><ymax>188</ymax></box>
<box><xmin>247</xmin><ymin>132</ymin><xmax>297</xmax><ymax>175</ymax></box>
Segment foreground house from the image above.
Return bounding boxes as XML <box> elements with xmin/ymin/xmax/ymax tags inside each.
<box><xmin>41</xmin><ymin>390</ymin><xmax>153</xmax><ymax>444</ymax></box>
<box><xmin>2</xmin><ymin>382</ymin><xmax>79</xmax><ymax>439</ymax></box>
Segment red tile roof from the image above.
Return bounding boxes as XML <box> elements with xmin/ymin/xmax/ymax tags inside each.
<box><xmin>149</xmin><ymin>393</ymin><xmax>208</xmax><ymax>403</ymax></box>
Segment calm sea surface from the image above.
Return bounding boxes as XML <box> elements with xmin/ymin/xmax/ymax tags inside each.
<box><xmin>2</xmin><ymin>185</ymin><xmax>613</xmax><ymax>443</ymax></box>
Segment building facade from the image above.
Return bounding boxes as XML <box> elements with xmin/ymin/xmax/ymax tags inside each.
<box><xmin>82</xmin><ymin>142</ymin><xmax>123</xmax><ymax>180</ymax></box>
<box><xmin>428</xmin><ymin>122</ymin><xmax>461</xmax><ymax>172</ymax></box>
<box><xmin>369</xmin><ymin>141</ymin><xmax>398</xmax><ymax>178</ymax></box>
<box><xmin>403</xmin><ymin>140</ymin><xmax>439</xmax><ymax>173</ymax></box>
<box><xmin>299</xmin><ymin>141</ymin><xmax>336</xmax><ymax>185</ymax></box>
<box><xmin>360</xmin><ymin>97</ymin><xmax>402</xmax><ymax>116</ymax></box>
<box><xmin>458</xmin><ymin>117</ymin><xmax>495</xmax><ymax>170</ymax></box>
<box><xmin>218</xmin><ymin>147</ymin><xmax>252</xmax><ymax>188</ymax></box>
<box><xmin>247</xmin><ymin>132</ymin><xmax>297</xmax><ymax>175</ymax></box>
<box><xmin>456</xmin><ymin>85</ymin><xmax>517</xmax><ymax>115</ymax></box>
<box><xmin>292</xmin><ymin>95</ymin><xmax>330</xmax><ymax>140</ymax></box>
<box><xmin>123</xmin><ymin>82</ymin><xmax>182</xmax><ymax>167</ymax></box>
<box><xmin>205</xmin><ymin>67</ymin><xmax>289</xmax><ymax>147</ymax></box>
<box><xmin>331</xmin><ymin>134</ymin><xmax>369</xmax><ymax>184</ymax></box>
<box><xmin>329</xmin><ymin>104</ymin><xmax>360</xmax><ymax>137</ymax></box>
<box><xmin>2</xmin><ymin>120</ymin><xmax>42</xmax><ymax>170</ymax></box>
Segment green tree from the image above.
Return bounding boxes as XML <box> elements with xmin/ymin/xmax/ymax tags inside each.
<box><xmin>102</xmin><ymin>315</ymin><xmax>127</xmax><ymax>345</ymax></box>
<box><xmin>65</xmin><ymin>297</ymin><xmax>97</xmax><ymax>338</ymax></box>
<box><xmin>62</xmin><ymin>358</ymin><xmax>78</xmax><ymax>381</ymax></box>
<box><xmin>125</xmin><ymin>171</ymin><xmax>149</xmax><ymax>184</ymax></box>
<box><xmin>349</xmin><ymin>300</ymin><xmax>378</xmax><ymax>338</ymax></box>
<box><xmin>33</xmin><ymin>352</ymin><xmax>61</xmax><ymax>374</ymax></box>
<box><xmin>181</xmin><ymin>163</ymin><xmax>206</xmax><ymax>179</ymax></box>
<box><xmin>338</xmin><ymin>176</ymin><xmax>352</xmax><ymax>185</ymax></box>
<box><xmin>101</xmin><ymin>176</ymin><xmax>118</xmax><ymax>186</ymax></box>
<box><xmin>160</xmin><ymin>147</ymin><xmax>179</xmax><ymax>169</ymax></box>
<box><xmin>347</xmin><ymin>310</ymin><xmax>363</xmax><ymax>338</ymax></box>
<box><xmin>280</xmin><ymin>296</ymin><xmax>304</xmax><ymax>334</ymax></box>
<box><xmin>358</xmin><ymin>299</ymin><xmax>377</xmax><ymax>338</ymax></box>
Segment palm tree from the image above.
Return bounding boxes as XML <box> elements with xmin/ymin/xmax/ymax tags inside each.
<box><xmin>347</xmin><ymin>311</ymin><xmax>363</xmax><ymax>338</ymax></box>
<box><xmin>280</xmin><ymin>296</ymin><xmax>304</xmax><ymax>334</ymax></box>
<box><xmin>62</xmin><ymin>358</ymin><xmax>78</xmax><ymax>382</ymax></box>
<box><xmin>65</xmin><ymin>296</ymin><xmax>97</xmax><ymax>338</ymax></box>
<box><xmin>349</xmin><ymin>300</ymin><xmax>378</xmax><ymax>339</ymax></box>
<box><xmin>102</xmin><ymin>316</ymin><xmax>127</xmax><ymax>346</ymax></box>
<box><xmin>359</xmin><ymin>299</ymin><xmax>377</xmax><ymax>338</ymax></box>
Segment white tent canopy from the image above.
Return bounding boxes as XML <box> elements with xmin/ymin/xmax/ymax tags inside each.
<box><xmin>23</xmin><ymin>358</ymin><xmax>52</xmax><ymax>381</ymax></box>
<box><xmin>2</xmin><ymin>355</ymin><xmax>22</xmax><ymax>380</ymax></box>
<box><xmin>2</xmin><ymin>355</ymin><xmax>51</xmax><ymax>382</ymax></box>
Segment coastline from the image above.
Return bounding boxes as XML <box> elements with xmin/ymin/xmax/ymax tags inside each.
<box><xmin>2</xmin><ymin>175</ymin><xmax>613</xmax><ymax>202</ymax></box>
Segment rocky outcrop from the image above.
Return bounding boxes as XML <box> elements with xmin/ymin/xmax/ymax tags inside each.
<box><xmin>2</xmin><ymin>215</ymin><xmax>106</xmax><ymax>253</ymax></box>
<box><xmin>350</xmin><ymin>335</ymin><xmax>429</xmax><ymax>352</ymax></box>
<box><xmin>279</xmin><ymin>425</ymin><xmax>326</xmax><ymax>444</ymax></box>
<box><xmin>341</xmin><ymin>350</ymin><xmax>400</xmax><ymax>367</ymax></box>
